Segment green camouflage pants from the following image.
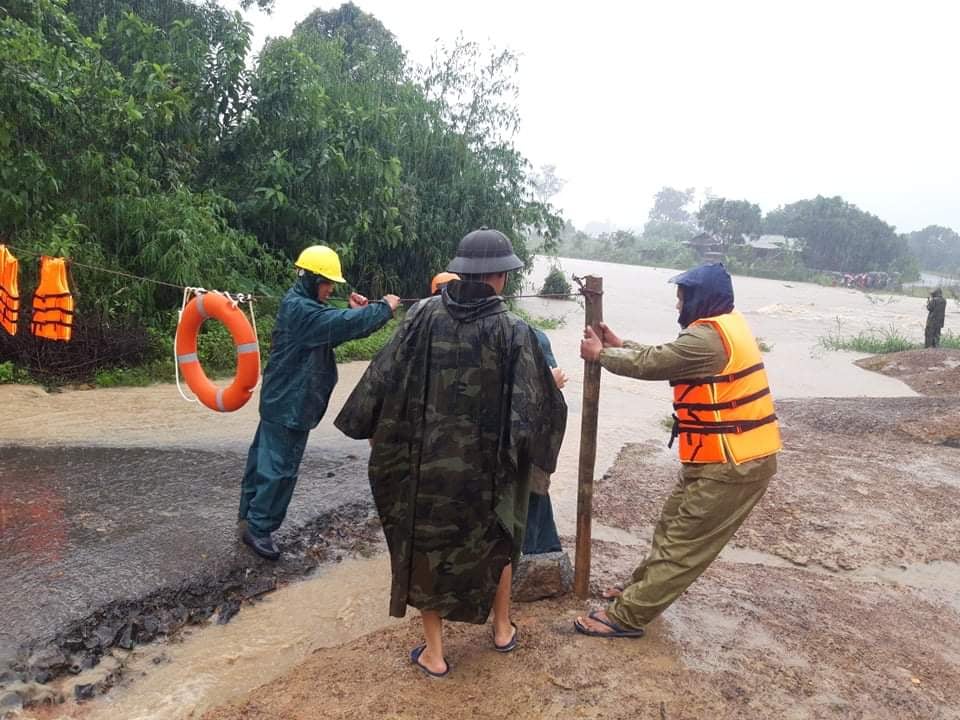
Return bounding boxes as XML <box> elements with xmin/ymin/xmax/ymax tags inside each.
<box><xmin>607</xmin><ymin>474</ymin><xmax>769</xmax><ymax>630</ymax></box>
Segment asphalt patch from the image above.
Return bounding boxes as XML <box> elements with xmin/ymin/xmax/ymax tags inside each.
<box><xmin>0</xmin><ymin>444</ymin><xmax>378</xmax><ymax>704</ymax></box>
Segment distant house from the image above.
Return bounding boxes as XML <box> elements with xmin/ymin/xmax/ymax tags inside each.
<box><xmin>685</xmin><ymin>233</ymin><xmax>799</xmax><ymax>262</ymax></box>
<box><xmin>686</xmin><ymin>232</ymin><xmax>725</xmax><ymax>262</ymax></box>
<box><xmin>740</xmin><ymin>234</ymin><xmax>798</xmax><ymax>259</ymax></box>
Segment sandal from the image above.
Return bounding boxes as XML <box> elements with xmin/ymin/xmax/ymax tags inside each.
<box><xmin>493</xmin><ymin>622</ymin><xmax>519</xmax><ymax>653</ymax></box>
<box><xmin>410</xmin><ymin>644</ymin><xmax>450</xmax><ymax>678</ymax></box>
<box><xmin>574</xmin><ymin>610</ymin><xmax>645</xmax><ymax>639</ymax></box>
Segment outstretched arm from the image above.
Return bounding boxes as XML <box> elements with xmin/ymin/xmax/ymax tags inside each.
<box><xmin>582</xmin><ymin>325</ymin><xmax>728</xmax><ymax>382</ymax></box>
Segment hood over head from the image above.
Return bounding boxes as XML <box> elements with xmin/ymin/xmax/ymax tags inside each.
<box><xmin>441</xmin><ymin>279</ymin><xmax>507</xmax><ymax>323</ymax></box>
<box><xmin>295</xmin><ymin>269</ymin><xmax>324</xmax><ymax>301</ymax></box>
<box><xmin>668</xmin><ymin>263</ymin><xmax>735</xmax><ymax>328</ymax></box>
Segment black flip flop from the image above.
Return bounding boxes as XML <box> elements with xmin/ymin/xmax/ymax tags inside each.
<box><xmin>493</xmin><ymin>622</ymin><xmax>519</xmax><ymax>653</ymax></box>
<box><xmin>410</xmin><ymin>644</ymin><xmax>451</xmax><ymax>678</ymax></box>
<box><xmin>574</xmin><ymin>610</ymin><xmax>645</xmax><ymax>639</ymax></box>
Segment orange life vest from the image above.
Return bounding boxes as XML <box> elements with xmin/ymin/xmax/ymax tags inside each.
<box><xmin>31</xmin><ymin>256</ymin><xmax>74</xmax><ymax>342</ymax></box>
<box><xmin>670</xmin><ymin>311</ymin><xmax>781</xmax><ymax>464</ymax></box>
<box><xmin>0</xmin><ymin>245</ymin><xmax>19</xmax><ymax>336</ymax></box>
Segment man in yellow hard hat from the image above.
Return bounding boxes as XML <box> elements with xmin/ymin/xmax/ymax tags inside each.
<box><xmin>238</xmin><ymin>245</ymin><xmax>401</xmax><ymax>560</ymax></box>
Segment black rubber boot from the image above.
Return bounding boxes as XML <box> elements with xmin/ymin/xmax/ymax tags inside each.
<box><xmin>242</xmin><ymin>528</ymin><xmax>280</xmax><ymax>561</ymax></box>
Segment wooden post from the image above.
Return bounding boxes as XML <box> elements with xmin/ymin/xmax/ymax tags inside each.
<box><xmin>574</xmin><ymin>275</ymin><xmax>603</xmax><ymax>599</ymax></box>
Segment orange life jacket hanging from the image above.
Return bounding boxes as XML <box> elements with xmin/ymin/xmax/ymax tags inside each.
<box><xmin>31</xmin><ymin>256</ymin><xmax>74</xmax><ymax>342</ymax></box>
<box><xmin>0</xmin><ymin>245</ymin><xmax>19</xmax><ymax>336</ymax></box>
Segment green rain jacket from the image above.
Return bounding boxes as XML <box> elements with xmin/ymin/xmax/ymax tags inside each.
<box><xmin>260</xmin><ymin>276</ymin><xmax>393</xmax><ymax>431</ymax></box>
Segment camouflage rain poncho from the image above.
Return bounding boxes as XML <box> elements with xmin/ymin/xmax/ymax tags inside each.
<box><xmin>334</xmin><ymin>281</ymin><xmax>567</xmax><ymax>623</ymax></box>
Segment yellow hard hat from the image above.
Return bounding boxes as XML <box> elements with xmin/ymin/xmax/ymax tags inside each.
<box><xmin>295</xmin><ymin>245</ymin><xmax>345</xmax><ymax>283</ymax></box>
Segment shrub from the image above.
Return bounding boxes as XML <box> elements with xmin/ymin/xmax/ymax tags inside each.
<box><xmin>818</xmin><ymin>324</ymin><xmax>917</xmax><ymax>354</ymax></box>
<box><xmin>540</xmin><ymin>266</ymin><xmax>573</xmax><ymax>298</ymax></box>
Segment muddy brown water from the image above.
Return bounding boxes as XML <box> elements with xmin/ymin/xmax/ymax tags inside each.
<box><xmin>41</xmin><ymin>557</ymin><xmax>399</xmax><ymax>720</ymax></box>
<box><xmin>10</xmin><ymin>256</ymin><xmax>948</xmax><ymax>719</ymax></box>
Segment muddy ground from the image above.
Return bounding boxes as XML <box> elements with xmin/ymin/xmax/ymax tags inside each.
<box><xmin>199</xmin><ymin>387</ymin><xmax>960</xmax><ymax>720</ymax></box>
<box><xmin>856</xmin><ymin>348</ymin><xmax>960</xmax><ymax>398</ymax></box>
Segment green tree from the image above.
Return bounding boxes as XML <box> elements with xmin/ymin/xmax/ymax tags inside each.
<box><xmin>648</xmin><ymin>186</ymin><xmax>695</xmax><ymax>225</ymax></box>
<box><xmin>532</xmin><ymin>164</ymin><xmax>566</xmax><ymax>205</ymax></box>
<box><xmin>764</xmin><ymin>195</ymin><xmax>913</xmax><ymax>275</ymax></box>
<box><xmin>217</xmin><ymin>5</ymin><xmax>560</xmax><ymax>298</ymax></box>
<box><xmin>907</xmin><ymin>225</ymin><xmax>960</xmax><ymax>275</ymax></box>
<box><xmin>697</xmin><ymin>198</ymin><xmax>762</xmax><ymax>245</ymax></box>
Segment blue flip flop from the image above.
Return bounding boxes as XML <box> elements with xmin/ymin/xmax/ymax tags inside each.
<box><xmin>493</xmin><ymin>622</ymin><xmax>519</xmax><ymax>653</ymax></box>
<box><xmin>574</xmin><ymin>610</ymin><xmax>645</xmax><ymax>639</ymax></box>
<box><xmin>410</xmin><ymin>644</ymin><xmax>451</xmax><ymax>678</ymax></box>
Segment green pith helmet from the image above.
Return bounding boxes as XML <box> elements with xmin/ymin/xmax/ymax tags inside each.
<box><xmin>447</xmin><ymin>227</ymin><xmax>523</xmax><ymax>275</ymax></box>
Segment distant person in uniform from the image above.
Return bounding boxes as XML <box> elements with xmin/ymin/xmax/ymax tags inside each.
<box><xmin>925</xmin><ymin>288</ymin><xmax>947</xmax><ymax>348</ymax></box>
<box><xmin>575</xmin><ymin>263</ymin><xmax>780</xmax><ymax>638</ymax></box>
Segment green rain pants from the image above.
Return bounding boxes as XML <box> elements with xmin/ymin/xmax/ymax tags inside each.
<box><xmin>607</xmin><ymin>473</ymin><xmax>770</xmax><ymax>630</ymax></box>
<box><xmin>238</xmin><ymin>419</ymin><xmax>310</xmax><ymax>537</ymax></box>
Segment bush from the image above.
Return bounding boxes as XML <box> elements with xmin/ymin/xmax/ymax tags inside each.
<box><xmin>335</xmin><ymin>317</ymin><xmax>400</xmax><ymax>362</ymax></box>
<box><xmin>541</xmin><ymin>266</ymin><xmax>573</xmax><ymax>297</ymax></box>
<box><xmin>513</xmin><ymin>308</ymin><xmax>565</xmax><ymax>331</ymax></box>
<box><xmin>818</xmin><ymin>324</ymin><xmax>917</xmax><ymax>354</ymax></box>
<box><xmin>0</xmin><ymin>361</ymin><xmax>20</xmax><ymax>383</ymax></box>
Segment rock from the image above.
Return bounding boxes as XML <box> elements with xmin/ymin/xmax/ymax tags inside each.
<box><xmin>242</xmin><ymin>576</ymin><xmax>275</xmax><ymax>600</ymax></box>
<box><xmin>216</xmin><ymin>598</ymin><xmax>241</xmax><ymax>625</ymax></box>
<box><xmin>0</xmin><ymin>691</ymin><xmax>22</xmax><ymax>715</ymax></box>
<box><xmin>116</xmin><ymin>624</ymin><xmax>135</xmax><ymax>651</ymax></box>
<box><xmin>74</xmin><ymin>683</ymin><xmax>96</xmax><ymax>701</ymax></box>
<box><xmin>155</xmin><ymin>609</ymin><xmax>177</xmax><ymax>635</ymax></box>
<box><xmin>31</xmin><ymin>669</ymin><xmax>53</xmax><ymax>685</ymax></box>
<box><xmin>27</xmin><ymin>646</ymin><xmax>68</xmax><ymax>674</ymax></box>
<box><xmin>188</xmin><ymin>607</ymin><xmax>213</xmax><ymax>624</ymax></box>
<box><xmin>93</xmin><ymin>623</ymin><xmax>120</xmax><ymax>649</ymax></box>
<box><xmin>0</xmin><ymin>670</ymin><xmax>17</xmax><ymax>686</ymax></box>
<box><xmin>513</xmin><ymin>551</ymin><xmax>574</xmax><ymax>602</ymax></box>
<box><xmin>8</xmin><ymin>681</ymin><xmax>62</xmax><ymax>707</ymax></box>
<box><xmin>138</xmin><ymin>614</ymin><xmax>159</xmax><ymax>639</ymax></box>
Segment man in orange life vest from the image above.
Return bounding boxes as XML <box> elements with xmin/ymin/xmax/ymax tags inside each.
<box><xmin>575</xmin><ymin>263</ymin><xmax>780</xmax><ymax>638</ymax></box>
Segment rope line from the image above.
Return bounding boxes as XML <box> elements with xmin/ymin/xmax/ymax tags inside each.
<box><xmin>1</xmin><ymin>244</ymin><xmax>583</xmax><ymax>303</ymax></box>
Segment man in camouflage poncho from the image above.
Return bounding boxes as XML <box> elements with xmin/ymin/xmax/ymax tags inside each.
<box><xmin>335</xmin><ymin>228</ymin><xmax>567</xmax><ymax>677</ymax></box>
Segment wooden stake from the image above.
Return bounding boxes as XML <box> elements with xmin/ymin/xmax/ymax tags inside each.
<box><xmin>574</xmin><ymin>275</ymin><xmax>603</xmax><ymax>599</ymax></box>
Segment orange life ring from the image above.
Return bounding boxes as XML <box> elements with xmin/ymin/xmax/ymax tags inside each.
<box><xmin>175</xmin><ymin>293</ymin><xmax>260</xmax><ymax>412</ymax></box>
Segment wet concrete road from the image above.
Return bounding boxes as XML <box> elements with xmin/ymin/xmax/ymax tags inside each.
<box><xmin>0</xmin><ymin>443</ymin><xmax>373</xmax><ymax>679</ymax></box>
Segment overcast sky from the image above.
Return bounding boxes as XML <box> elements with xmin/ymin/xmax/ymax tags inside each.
<box><xmin>226</xmin><ymin>0</ymin><xmax>959</xmax><ymax>234</ymax></box>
